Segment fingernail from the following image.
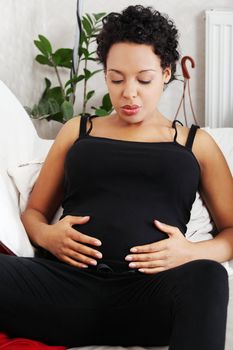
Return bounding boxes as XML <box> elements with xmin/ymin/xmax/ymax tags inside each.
<box><xmin>139</xmin><ymin>269</ymin><xmax>145</xmax><ymax>273</ymax></box>
<box><xmin>82</xmin><ymin>264</ymin><xmax>88</xmax><ymax>268</ymax></box>
<box><xmin>90</xmin><ymin>260</ymin><xmax>97</xmax><ymax>266</ymax></box>
<box><xmin>125</xmin><ymin>255</ymin><xmax>132</xmax><ymax>261</ymax></box>
<box><xmin>95</xmin><ymin>240</ymin><xmax>102</xmax><ymax>246</ymax></box>
<box><xmin>154</xmin><ymin>220</ymin><xmax>161</xmax><ymax>224</ymax></box>
<box><xmin>129</xmin><ymin>263</ymin><xmax>136</xmax><ymax>268</ymax></box>
<box><xmin>95</xmin><ymin>252</ymin><xmax>102</xmax><ymax>258</ymax></box>
<box><xmin>130</xmin><ymin>248</ymin><xmax>137</xmax><ymax>253</ymax></box>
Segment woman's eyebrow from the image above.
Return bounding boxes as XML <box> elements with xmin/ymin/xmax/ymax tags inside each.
<box><xmin>138</xmin><ymin>69</ymin><xmax>157</xmax><ymax>73</ymax></box>
<box><xmin>107</xmin><ymin>69</ymin><xmax>157</xmax><ymax>73</ymax></box>
<box><xmin>107</xmin><ymin>69</ymin><xmax>123</xmax><ymax>74</ymax></box>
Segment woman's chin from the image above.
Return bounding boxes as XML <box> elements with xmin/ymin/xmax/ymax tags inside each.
<box><xmin>116</xmin><ymin>109</ymin><xmax>146</xmax><ymax>124</ymax></box>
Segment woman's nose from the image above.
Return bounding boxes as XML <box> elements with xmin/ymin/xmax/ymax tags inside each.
<box><xmin>122</xmin><ymin>82</ymin><xmax>137</xmax><ymax>99</ymax></box>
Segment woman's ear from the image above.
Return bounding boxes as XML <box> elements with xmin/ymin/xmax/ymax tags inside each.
<box><xmin>163</xmin><ymin>66</ymin><xmax>172</xmax><ymax>84</ymax></box>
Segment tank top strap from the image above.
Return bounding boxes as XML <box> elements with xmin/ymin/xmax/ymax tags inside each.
<box><xmin>79</xmin><ymin>114</ymin><xmax>89</xmax><ymax>138</ymax></box>
<box><xmin>86</xmin><ymin>115</ymin><xmax>98</xmax><ymax>135</ymax></box>
<box><xmin>185</xmin><ymin>124</ymin><xmax>200</xmax><ymax>150</ymax></box>
<box><xmin>79</xmin><ymin>114</ymin><xmax>98</xmax><ymax>138</ymax></box>
<box><xmin>172</xmin><ymin>119</ymin><xmax>183</xmax><ymax>143</ymax></box>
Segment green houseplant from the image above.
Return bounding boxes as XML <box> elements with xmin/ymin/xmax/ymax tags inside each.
<box><xmin>25</xmin><ymin>12</ymin><xmax>113</xmax><ymax>123</ymax></box>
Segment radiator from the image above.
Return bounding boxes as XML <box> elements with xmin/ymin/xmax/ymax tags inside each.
<box><xmin>205</xmin><ymin>9</ymin><xmax>233</xmax><ymax>127</ymax></box>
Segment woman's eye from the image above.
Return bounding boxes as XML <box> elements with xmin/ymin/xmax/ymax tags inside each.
<box><xmin>111</xmin><ymin>80</ymin><xmax>151</xmax><ymax>85</ymax></box>
<box><xmin>138</xmin><ymin>80</ymin><xmax>151</xmax><ymax>84</ymax></box>
<box><xmin>111</xmin><ymin>80</ymin><xmax>123</xmax><ymax>84</ymax></box>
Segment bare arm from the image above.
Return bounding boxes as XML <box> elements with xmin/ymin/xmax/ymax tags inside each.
<box><xmin>21</xmin><ymin>116</ymin><xmax>102</xmax><ymax>267</ymax></box>
<box><xmin>189</xmin><ymin>129</ymin><xmax>233</xmax><ymax>262</ymax></box>
<box><xmin>21</xmin><ymin>116</ymin><xmax>79</xmax><ymax>244</ymax></box>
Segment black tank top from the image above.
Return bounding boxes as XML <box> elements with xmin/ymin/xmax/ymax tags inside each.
<box><xmin>61</xmin><ymin>115</ymin><xmax>200</xmax><ymax>266</ymax></box>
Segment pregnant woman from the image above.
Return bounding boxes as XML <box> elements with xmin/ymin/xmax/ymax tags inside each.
<box><xmin>0</xmin><ymin>5</ymin><xmax>232</xmax><ymax>350</ymax></box>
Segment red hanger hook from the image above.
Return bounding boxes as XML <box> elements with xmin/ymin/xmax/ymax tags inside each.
<box><xmin>181</xmin><ymin>56</ymin><xmax>195</xmax><ymax>80</ymax></box>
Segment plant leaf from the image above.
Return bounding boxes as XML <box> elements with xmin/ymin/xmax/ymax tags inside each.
<box><xmin>80</xmin><ymin>57</ymin><xmax>97</xmax><ymax>62</ymax></box>
<box><xmin>86</xmin><ymin>90</ymin><xmax>95</xmax><ymax>102</ymax></box>
<box><xmin>79</xmin><ymin>47</ymin><xmax>90</xmax><ymax>59</ymax></box>
<box><xmin>53</xmin><ymin>48</ymin><xmax>73</xmax><ymax>68</ymax></box>
<box><xmin>41</xmin><ymin>86</ymin><xmax>64</xmax><ymax>106</ymax></box>
<box><xmin>79</xmin><ymin>30</ymin><xmax>88</xmax><ymax>46</ymax></box>
<box><xmin>90</xmin><ymin>69</ymin><xmax>102</xmax><ymax>78</ymax></box>
<box><xmin>40</xmin><ymin>78</ymin><xmax>52</xmax><ymax>100</ymax></box>
<box><xmin>82</xmin><ymin>16</ymin><xmax>93</xmax><ymax>36</ymax></box>
<box><xmin>34</xmin><ymin>35</ymin><xmax>52</xmax><ymax>57</ymax></box>
<box><xmin>61</xmin><ymin>100</ymin><xmax>74</xmax><ymax>121</ymax></box>
<box><xmin>44</xmin><ymin>78</ymin><xmax>52</xmax><ymax>89</ymax></box>
<box><xmin>38</xmin><ymin>100</ymin><xmax>50</xmax><ymax>116</ymax></box>
<box><xmin>88</xmin><ymin>50</ymin><xmax>96</xmax><ymax>56</ymax></box>
<box><xmin>95</xmin><ymin>108</ymin><xmax>109</xmax><ymax>116</ymax></box>
<box><xmin>47</xmin><ymin>112</ymin><xmax>64</xmax><ymax>123</ymax></box>
<box><xmin>35</xmin><ymin>55</ymin><xmax>53</xmax><ymax>66</ymax></box>
<box><xmin>47</xmin><ymin>98</ymin><xmax>60</xmax><ymax>115</ymax></box>
<box><xmin>84</xmin><ymin>68</ymin><xmax>91</xmax><ymax>80</ymax></box>
<box><xmin>66</xmin><ymin>87</ymin><xmax>74</xmax><ymax>96</ymax></box>
<box><xmin>38</xmin><ymin>35</ymin><xmax>52</xmax><ymax>54</ymax></box>
<box><xmin>65</xmin><ymin>74</ymin><xmax>85</xmax><ymax>88</ymax></box>
<box><xmin>102</xmin><ymin>93</ymin><xmax>113</xmax><ymax>111</ymax></box>
<box><xmin>86</xmin><ymin>13</ymin><xmax>94</xmax><ymax>26</ymax></box>
<box><xmin>93</xmin><ymin>13</ymin><xmax>106</xmax><ymax>22</ymax></box>
<box><xmin>93</xmin><ymin>25</ymin><xmax>103</xmax><ymax>34</ymax></box>
<box><xmin>34</xmin><ymin>40</ymin><xmax>49</xmax><ymax>57</ymax></box>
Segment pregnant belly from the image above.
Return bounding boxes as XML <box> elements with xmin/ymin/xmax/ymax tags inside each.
<box><xmin>71</xmin><ymin>211</ymin><xmax>167</xmax><ymax>263</ymax></box>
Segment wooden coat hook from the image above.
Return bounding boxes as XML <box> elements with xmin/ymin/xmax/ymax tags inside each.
<box><xmin>181</xmin><ymin>56</ymin><xmax>195</xmax><ymax>80</ymax></box>
<box><xmin>174</xmin><ymin>55</ymin><xmax>198</xmax><ymax>126</ymax></box>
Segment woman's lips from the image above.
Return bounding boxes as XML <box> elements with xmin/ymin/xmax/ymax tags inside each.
<box><xmin>121</xmin><ymin>105</ymin><xmax>141</xmax><ymax>116</ymax></box>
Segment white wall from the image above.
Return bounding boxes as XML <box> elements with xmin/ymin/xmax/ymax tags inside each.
<box><xmin>0</xmin><ymin>0</ymin><xmax>232</xmax><ymax>126</ymax></box>
<box><xmin>0</xmin><ymin>0</ymin><xmax>77</xmax><ymax>108</ymax></box>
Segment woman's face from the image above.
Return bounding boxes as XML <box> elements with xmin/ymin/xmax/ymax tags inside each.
<box><xmin>105</xmin><ymin>42</ymin><xmax>171</xmax><ymax>124</ymax></box>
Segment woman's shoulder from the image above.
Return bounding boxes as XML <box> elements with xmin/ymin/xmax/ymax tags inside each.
<box><xmin>59</xmin><ymin>115</ymin><xmax>82</xmax><ymax>135</ymax></box>
<box><xmin>174</xmin><ymin>123</ymin><xmax>226</xmax><ymax>170</ymax></box>
<box><xmin>191</xmin><ymin>127</ymin><xmax>220</xmax><ymax>155</ymax></box>
<box><xmin>53</xmin><ymin>115</ymin><xmax>82</xmax><ymax>147</ymax></box>
<box><xmin>188</xmin><ymin>126</ymin><xmax>229</xmax><ymax>172</ymax></box>
<box><xmin>175</xmin><ymin>123</ymin><xmax>215</xmax><ymax>149</ymax></box>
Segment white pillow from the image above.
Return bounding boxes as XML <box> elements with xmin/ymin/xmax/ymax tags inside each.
<box><xmin>0</xmin><ymin>167</ymin><xmax>34</xmax><ymax>257</ymax></box>
<box><xmin>0</xmin><ymin>81</ymin><xmax>52</xmax><ymax>255</ymax></box>
<box><xmin>206</xmin><ymin>127</ymin><xmax>233</xmax><ymax>173</ymax></box>
<box><xmin>9</xmin><ymin>139</ymin><xmax>53</xmax><ymax>212</ymax></box>
<box><xmin>0</xmin><ymin>80</ymin><xmax>38</xmax><ymax>168</ymax></box>
<box><xmin>0</xmin><ymin>80</ymin><xmax>54</xmax><ymax>212</ymax></box>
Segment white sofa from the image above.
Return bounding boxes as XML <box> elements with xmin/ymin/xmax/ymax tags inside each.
<box><xmin>0</xmin><ymin>80</ymin><xmax>232</xmax><ymax>350</ymax></box>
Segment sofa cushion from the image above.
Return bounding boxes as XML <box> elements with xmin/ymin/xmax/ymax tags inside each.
<box><xmin>0</xmin><ymin>167</ymin><xmax>34</xmax><ymax>256</ymax></box>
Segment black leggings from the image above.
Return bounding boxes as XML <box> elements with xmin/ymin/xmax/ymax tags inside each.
<box><xmin>0</xmin><ymin>254</ymin><xmax>229</xmax><ymax>349</ymax></box>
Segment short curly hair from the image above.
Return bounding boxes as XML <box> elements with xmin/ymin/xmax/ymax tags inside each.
<box><xmin>96</xmin><ymin>5</ymin><xmax>180</xmax><ymax>83</ymax></box>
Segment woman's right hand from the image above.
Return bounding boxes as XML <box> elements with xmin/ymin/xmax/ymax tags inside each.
<box><xmin>43</xmin><ymin>215</ymin><xmax>102</xmax><ymax>268</ymax></box>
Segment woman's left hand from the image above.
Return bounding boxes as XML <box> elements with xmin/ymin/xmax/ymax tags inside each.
<box><xmin>125</xmin><ymin>220</ymin><xmax>195</xmax><ymax>274</ymax></box>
